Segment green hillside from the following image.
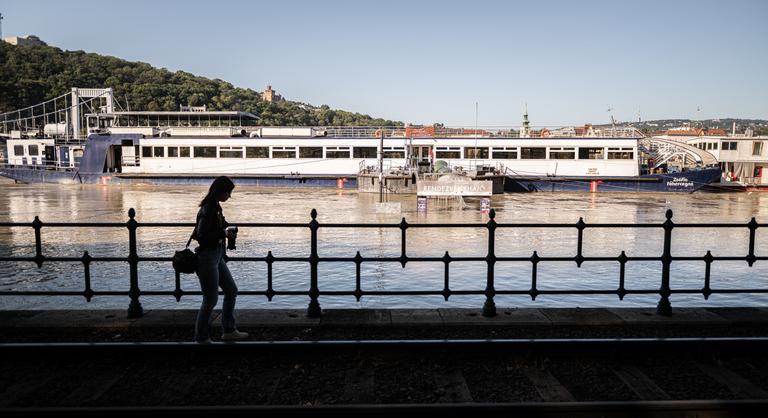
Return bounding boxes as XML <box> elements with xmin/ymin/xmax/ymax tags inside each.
<box><xmin>0</xmin><ymin>42</ymin><xmax>401</xmax><ymax>126</ymax></box>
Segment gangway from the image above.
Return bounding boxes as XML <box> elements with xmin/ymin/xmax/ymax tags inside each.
<box><xmin>639</xmin><ymin>137</ymin><xmax>718</xmax><ymax>169</ymax></box>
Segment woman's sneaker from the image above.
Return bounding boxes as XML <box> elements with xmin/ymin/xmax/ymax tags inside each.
<box><xmin>221</xmin><ymin>329</ymin><xmax>249</xmax><ymax>341</ymax></box>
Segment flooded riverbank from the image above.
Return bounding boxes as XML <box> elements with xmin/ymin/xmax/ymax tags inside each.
<box><xmin>1</xmin><ymin>183</ymin><xmax>766</xmax><ymax>310</ymax></box>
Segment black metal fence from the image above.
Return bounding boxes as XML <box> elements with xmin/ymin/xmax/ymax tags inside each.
<box><xmin>0</xmin><ymin>208</ymin><xmax>764</xmax><ymax>319</ymax></box>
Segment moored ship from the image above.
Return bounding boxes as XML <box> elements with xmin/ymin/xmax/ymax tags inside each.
<box><xmin>0</xmin><ymin>88</ymin><xmax>721</xmax><ymax>192</ymax></box>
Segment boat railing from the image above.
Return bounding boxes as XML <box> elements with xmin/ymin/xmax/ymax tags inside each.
<box><xmin>322</xmin><ymin>126</ymin><xmax>644</xmax><ymax>139</ymax></box>
<box><xmin>0</xmin><ymin>208</ymin><xmax>762</xmax><ymax>319</ymax></box>
<box><xmin>358</xmin><ymin>159</ymin><xmax>411</xmax><ymax>175</ymax></box>
<box><xmin>0</xmin><ymin>159</ymin><xmax>80</xmax><ymax>172</ymax></box>
<box><xmin>121</xmin><ymin>156</ymin><xmax>140</xmax><ymax>167</ymax></box>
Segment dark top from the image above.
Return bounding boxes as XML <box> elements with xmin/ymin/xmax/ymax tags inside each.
<box><xmin>194</xmin><ymin>202</ymin><xmax>229</xmax><ymax>250</ymax></box>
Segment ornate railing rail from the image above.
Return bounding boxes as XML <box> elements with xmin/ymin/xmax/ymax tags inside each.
<box><xmin>0</xmin><ymin>209</ymin><xmax>764</xmax><ymax>319</ymax></box>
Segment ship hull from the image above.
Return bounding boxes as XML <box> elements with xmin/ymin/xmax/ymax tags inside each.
<box><xmin>2</xmin><ymin>165</ymin><xmax>722</xmax><ymax>193</ymax></box>
<box><xmin>504</xmin><ymin>167</ymin><xmax>722</xmax><ymax>193</ymax></box>
<box><xmin>0</xmin><ymin>167</ymin><xmax>357</xmax><ymax>188</ymax></box>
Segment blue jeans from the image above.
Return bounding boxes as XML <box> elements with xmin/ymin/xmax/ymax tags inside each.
<box><xmin>195</xmin><ymin>244</ymin><xmax>238</xmax><ymax>341</ymax></box>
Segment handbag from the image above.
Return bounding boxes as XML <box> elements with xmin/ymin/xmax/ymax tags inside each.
<box><xmin>172</xmin><ymin>233</ymin><xmax>197</xmax><ymax>274</ymax></box>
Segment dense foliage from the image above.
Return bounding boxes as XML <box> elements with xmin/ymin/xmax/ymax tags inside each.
<box><xmin>0</xmin><ymin>42</ymin><xmax>401</xmax><ymax>126</ymax></box>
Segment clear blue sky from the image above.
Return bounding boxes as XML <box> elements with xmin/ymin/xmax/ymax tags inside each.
<box><xmin>2</xmin><ymin>0</ymin><xmax>767</xmax><ymax>126</ymax></box>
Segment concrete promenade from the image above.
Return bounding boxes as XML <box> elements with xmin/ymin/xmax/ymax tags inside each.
<box><xmin>2</xmin><ymin>307</ymin><xmax>768</xmax><ymax>413</ymax></box>
<box><xmin>2</xmin><ymin>307</ymin><xmax>767</xmax><ymax>332</ymax></box>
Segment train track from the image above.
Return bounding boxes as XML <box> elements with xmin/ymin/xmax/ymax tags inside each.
<box><xmin>2</xmin><ymin>337</ymin><xmax>768</xmax><ymax>417</ymax></box>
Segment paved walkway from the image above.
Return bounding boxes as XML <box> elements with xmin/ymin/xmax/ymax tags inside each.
<box><xmin>1</xmin><ymin>307</ymin><xmax>767</xmax><ymax>330</ymax></box>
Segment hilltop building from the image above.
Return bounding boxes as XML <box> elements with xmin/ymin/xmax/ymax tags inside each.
<box><xmin>180</xmin><ymin>105</ymin><xmax>207</xmax><ymax>112</ymax></box>
<box><xmin>520</xmin><ymin>104</ymin><xmax>531</xmax><ymax>138</ymax></box>
<box><xmin>260</xmin><ymin>85</ymin><xmax>283</xmax><ymax>102</ymax></box>
<box><xmin>666</xmin><ymin>124</ymin><xmax>733</xmax><ymax>137</ymax></box>
<box><xmin>3</xmin><ymin>35</ymin><xmax>47</xmax><ymax>47</ymax></box>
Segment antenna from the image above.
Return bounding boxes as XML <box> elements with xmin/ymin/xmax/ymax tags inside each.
<box><xmin>0</xmin><ymin>13</ymin><xmax>4</xmax><ymax>40</ymax></box>
<box><xmin>473</xmin><ymin>102</ymin><xmax>479</xmax><ymax>159</ymax></box>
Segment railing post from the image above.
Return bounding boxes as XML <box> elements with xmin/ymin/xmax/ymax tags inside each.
<box><xmin>399</xmin><ymin>218</ymin><xmax>408</xmax><ymax>267</ymax></box>
<box><xmin>82</xmin><ymin>251</ymin><xmax>93</xmax><ymax>302</ymax></box>
<box><xmin>127</xmin><ymin>208</ymin><xmax>143</xmax><ymax>318</ymax></box>
<box><xmin>482</xmin><ymin>209</ymin><xmax>497</xmax><ymax>317</ymax></box>
<box><xmin>747</xmin><ymin>218</ymin><xmax>758</xmax><ymax>267</ymax></box>
<box><xmin>32</xmin><ymin>216</ymin><xmax>45</xmax><ymax>268</ymax></box>
<box><xmin>656</xmin><ymin>209</ymin><xmax>673</xmax><ymax>316</ymax></box>
<box><xmin>307</xmin><ymin>209</ymin><xmax>322</xmax><ymax>318</ymax></box>
<box><xmin>575</xmin><ymin>217</ymin><xmax>585</xmax><ymax>267</ymax></box>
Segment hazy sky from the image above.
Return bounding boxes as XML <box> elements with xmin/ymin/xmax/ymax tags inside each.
<box><xmin>2</xmin><ymin>0</ymin><xmax>766</xmax><ymax>126</ymax></box>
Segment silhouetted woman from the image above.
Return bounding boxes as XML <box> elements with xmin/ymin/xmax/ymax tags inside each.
<box><xmin>194</xmin><ymin>176</ymin><xmax>248</xmax><ymax>343</ymax></box>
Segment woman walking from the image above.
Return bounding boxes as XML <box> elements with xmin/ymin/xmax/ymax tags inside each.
<box><xmin>194</xmin><ymin>176</ymin><xmax>248</xmax><ymax>343</ymax></box>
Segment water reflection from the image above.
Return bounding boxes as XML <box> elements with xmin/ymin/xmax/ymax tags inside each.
<box><xmin>0</xmin><ymin>183</ymin><xmax>766</xmax><ymax>310</ymax></box>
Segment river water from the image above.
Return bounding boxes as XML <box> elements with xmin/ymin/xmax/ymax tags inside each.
<box><xmin>0</xmin><ymin>182</ymin><xmax>766</xmax><ymax>311</ymax></box>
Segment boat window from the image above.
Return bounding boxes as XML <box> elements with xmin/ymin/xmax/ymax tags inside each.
<box><xmin>272</xmin><ymin>147</ymin><xmax>297</xmax><ymax>158</ymax></box>
<box><xmin>28</xmin><ymin>145</ymin><xmax>39</xmax><ymax>155</ymax></box>
<box><xmin>436</xmin><ymin>151</ymin><xmax>461</xmax><ymax>159</ymax></box>
<box><xmin>13</xmin><ymin>145</ymin><xmax>23</xmax><ymax>155</ymax></box>
<box><xmin>753</xmin><ymin>142</ymin><xmax>763</xmax><ymax>156</ymax></box>
<box><xmin>353</xmin><ymin>147</ymin><xmax>377</xmax><ymax>158</ymax></box>
<box><xmin>246</xmin><ymin>147</ymin><xmax>269</xmax><ymax>158</ymax></box>
<box><xmin>142</xmin><ymin>146</ymin><xmax>153</xmax><ymax>158</ymax></box>
<box><xmin>435</xmin><ymin>146</ymin><xmax>460</xmax><ymax>159</ymax></box>
<box><xmin>299</xmin><ymin>147</ymin><xmax>323</xmax><ymax>158</ymax></box>
<box><xmin>549</xmin><ymin>147</ymin><xmax>575</xmax><ymax>159</ymax></box>
<box><xmin>220</xmin><ymin>146</ymin><xmax>244</xmax><ymax>158</ymax></box>
<box><xmin>520</xmin><ymin>147</ymin><xmax>546</xmax><ymax>159</ymax></box>
<box><xmin>550</xmin><ymin>152</ymin><xmax>575</xmax><ymax>159</ymax></box>
<box><xmin>168</xmin><ymin>147</ymin><xmax>179</xmax><ymax>158</ymax></box>
<box><xmin>326</xmin><ymin>147</ymin><xmax>351</xmax><ymax>158</ymax></box>
<box><xmin>180</xmin><ymin>147</ymin><xmax>191</xmax><ymax>157</ymax></box>
<box><xmin>464</xmin><ymin>147</ymin><xmax>489</xmax><ymax>159</ymax></box>
<box><xmin>728</xmin><ymin>142</ymin><xmax>738</xmax><ymax>150</ymax></box>
<box><xmin>193</xmin><ymin>147</ymin><xmax>217</xmax><ymax>158</ymax></box>
<box><xmin>607</xmin><ymin>148</ymin><xmax>634</xmax><ymax>159</ymax></box>
<box><xmin>492</xmin><ymin>148</ymin><xmax>518</xmax><ymax>159</ymax></box>
<box><xmin>712</xmin><ymin>143</ymin><xmax>718</xmax><ymax>150</ymax></box>
<box><xmin>383</xmin><ymin>147</ymin><xmax>405</xmax><ymax>158</ymax></box>
<box><xmin>153</xmin><ymin>147</ymin><xmax>165</xmax><ymax>158</ymax></box>
<box><xmin>383</xmin><ymin>151</ymin><xmax>405</xmax><ymax>158</ymax></box>
<box><xmin>578</xmin><ymin>147</ymin><xmax>604</xmax><ymax>159</ymax></box>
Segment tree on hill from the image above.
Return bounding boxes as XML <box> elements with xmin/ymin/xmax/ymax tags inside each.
<box><xmin>0</xmin><ymin>42</ymin><xmax>402</xmax><ymax>126</ymax></box>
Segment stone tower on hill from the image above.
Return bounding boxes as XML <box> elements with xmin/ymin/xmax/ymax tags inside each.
<box><xmin>261</xmin><ymin>85</ymin><xmax>283</xmax><ymax>102</ymax></box>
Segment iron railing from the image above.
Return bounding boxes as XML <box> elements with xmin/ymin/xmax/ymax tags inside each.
<box><xmin>0</xmin><ymin>209</ymin><xmax>764</xmax><ymax>319</ymax></box>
